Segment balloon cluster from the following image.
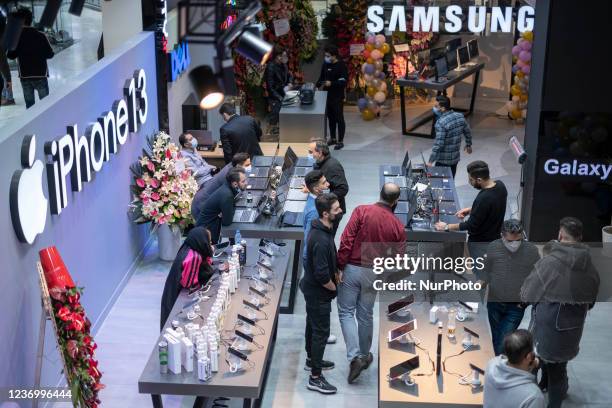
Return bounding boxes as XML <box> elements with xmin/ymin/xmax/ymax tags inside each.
<box><xmin>506</xmin><ymin>31</ymin><xmax>533</xmax><ymax>122</ymax></box>
<box><xmin>358</xmin><ymin>32</ymin><xmax>390</xmax><ymax>121</ymax></box>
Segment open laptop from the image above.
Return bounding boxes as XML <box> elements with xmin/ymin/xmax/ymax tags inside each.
<box><xmin>232</xmin><ymin>206</ymin><xmax>261</xmax><ymax>223</ymax></box>
<box><xmin>290</xmin><ymin>177</ymin><xmax>305</xmax><ymax>189</ymax></box>
<box><xmin>189</xmin><ymin>130</ymin><xmax>215</xmax><ymax>151</ymax></box>
<box><xmin>381</xmin><ymin>152</ymin><xmax>410</xmax><ymax>176</ymax></box>
<box><xmin>287</xmin><ymin>189</ymin><xmax>308</xmax><ymax>201</ymax></box>
<box><xmin>385</xmin><ymin>175</ymin><xmax>408</xmax><ymax>188</ymax></box>
<box><xmin>235</xmin><ymin>190</ymin><xmax>264</xmax><ymax>207</ymax></box>
<box><xmin>252</xmin><ymin>143</ymin><xmax>280</xmax><ymax>167</ymax></box>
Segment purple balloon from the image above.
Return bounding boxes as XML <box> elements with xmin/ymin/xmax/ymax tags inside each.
<box><xmin>521</xmin><ymin>65</ymin><xmax>531</xmax><ymax>74</ymax></box>
<box><xmin>378</xmin><ymin>71</ymin><xmax>386</xmax><ymax>79</ymax></box>
<box><xmin>519</xmin><ymin>51</ymin><xmax>531</xmax><ymax>62</ymax></box>
<box><xmin>364</xmin><ymin>64</ymin><xmax>375</xmax><ymax>75</ymax></box>
<box><xmin>357</xmin><ymin>98</ymin><xmax>368</xmax><ymax>111</ymax></box>
<box><xmin>521</xmin><ymin>41</ymin><xmax>532</xmax><ymax>51</ymax></box>
<box><xmin>512</xmin><ymin>65</ymin><xmax>520</xmax><ymax>73</ymax></box>
<box><xmin>512</xmin><ymin>45</ymin><xmax>521</xmax><ymax>56</ymax></box>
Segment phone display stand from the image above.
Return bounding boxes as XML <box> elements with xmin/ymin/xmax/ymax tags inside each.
<box><xmin>244</xmin><ymin>306</ymin><xmax>258</xmax><ymax>321</ymax></box>
<box><xmin>399</xmin><ymin>333</ymin><xmax>415</xmax><ymax>344</ymax></box>
<box><xmin>232</xmin><ymin>337</ymin><xmax>250</xmax><ymax>352</ymax></box>
<box><xmin>396</xmin><ymin>307</ymin><xmax>411</xmax><ymax>318</ymax></box>
<box><xmin>462</xmin><ymin>333</ymin><xmax>473</xmax><ymax>349</ymax></box>
<box><xmin>469</xmin><ymin>369</ymin><xmax>482</xmax><ymax>387</ymax></box>
<box><xmin>228</xmin><ymin>354</ymin><xmax>243</xmax><ymax>373</ymax></box>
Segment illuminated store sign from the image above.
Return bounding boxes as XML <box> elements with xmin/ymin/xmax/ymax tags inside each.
<box><xmin>367</xmin><ymin>5</ymin><xmax>535</xmax><ymax>33</ymax></box>
<box><xmin>543</xmin><ymin>159</ymin><xmax>612</xmax><ymax>181</ymax></box>
<box><xmin>168</xmin><ymin>41</ymin><xmax>191</xmax><ymax>82</ymax></box>
<box><xmin>9</xmin><ymin>69</ymin><xmax>149</xmax><ymax>244</ymax></box>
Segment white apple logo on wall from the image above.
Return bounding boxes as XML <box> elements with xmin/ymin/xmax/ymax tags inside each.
<box><xmin>9</xmin><ymin>135</ymin><xmax>49</xmax><ymax>244</ymax></box>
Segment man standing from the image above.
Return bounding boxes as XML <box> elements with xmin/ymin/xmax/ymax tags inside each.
<box><xmin>484</xmin><ymin>329</ymin><xmax>545</xmax><ymax>408</ymax></box>
<box><xmin>191</xmin><ymin>153</ymin><xmax>250</xmax><ymax>220</ymax></box>
<box><xmin>483</xmin><ymin>219</ymin><xmax>540</xmax><ymax>355</ymax></box>
<box><xmin>7</xmin><ymin>8</ymin><xmax>54</xmax><ymax>109</ymax></box>
<box><xmin>219</xmin><ymin>103</ymin><xmax>263</xmax><ymax>164</ymax></box>
<box><xmin>310</xmin><ymin>140</ymin><xmax>349</xmax><ymax>214</ymax></box>
<box><xmin>301</xmin><ymin>193</ymin><xmax>343</xmax><ymax>394</ymax></box>
<box><xmin>427</xmin><ymin>95</ymin><xmax>472</xmax><ymax>177</ymax></box>
<box><xmin>434</xmin><ymin>161</ymin><xmax>507</xmax><ymax>278</ymax></box>
<box><xmin>196</xmin><ymin>167</ymin><xmax>246</xmax><ymax>243</ymax></box>
<box><xmin>178</xmin><ymin>132</ymin><xmax>216</xmax><ymax>188</ymax></box>
<box><xmin>264</xmin><ymin>45</ymin><xmax>292</xmax><ymax>136</ymax></box>
<box><xmin>337</xmin><ymin>183</ymin><xmax>406</xmax><ymax>383</ymax></box>
<box><xmin>521</xmin><ymin>217</ymin><xmax>600</xmax><ymax>408</ymax></box>
<box><xmin>317</xmin><ymin>45</ymin><xmax>348</xmax><ymax>150</ymax></box>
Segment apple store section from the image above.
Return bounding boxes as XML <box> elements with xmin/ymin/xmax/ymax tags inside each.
<box><xmin>0</xmin><ymin>1</ymin><xmax>611</xmax><ymax>408</ymax></box>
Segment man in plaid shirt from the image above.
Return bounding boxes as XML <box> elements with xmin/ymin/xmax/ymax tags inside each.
<box><xmin>428</xmin><ymin>95</ymin><xmax>472</xmax><ymax>177</ymax></box>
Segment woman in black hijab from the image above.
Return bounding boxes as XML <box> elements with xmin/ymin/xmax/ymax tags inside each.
<box><xmin>160</xmin><ymin>226</ymin><xmax>215</xmax><ymax>330</ymax></box>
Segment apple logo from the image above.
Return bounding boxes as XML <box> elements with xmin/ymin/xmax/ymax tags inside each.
<box><xmin>9</xmin><ymin>135</ymin><xmax>49</xmax><ymax>244</ymax></box>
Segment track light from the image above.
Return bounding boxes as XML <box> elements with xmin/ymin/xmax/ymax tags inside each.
<box><xmin>235</xmin><ymin>30</ymin><xmax>272</xmax><ymax>65</ymax></box>
<box><xmin>40</xmin><ymin>0</ymin><xmax>63</xmax><ymax>28</ymax></box>
<box><xmin>189</xmin><ymin>65</ymin><xmax>225</xmax><ymax>110</ymax></box>
<box><xmin>2</xmin><ymin>11</ymin><xmax>25</xmax><ymax>51</ymax></box>
<box><xmin>69</xmin><ymin>0</ymin><xmax>86</xmax><ymax>16</ymax></box>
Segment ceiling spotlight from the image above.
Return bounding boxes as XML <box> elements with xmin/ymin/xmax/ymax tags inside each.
<box><xmin>69</xmin><ymin>0</ymin><xmax>86</xmax><ymax>16</ymax></box>
<box><xmin>189</xmin><ymin>65</ymin><xmax>224</xmax><ymax>110</ymax></box>
<box><xmin>2</xmin><ymin>11</ymin><xmax>25</xmax><ymax>52</ymax></box>
<box><xmin>235</xmin><ymin>30</ymin><xmax>272</xmax><ymax>65</ymax></box>
<box><xmin>40</xmin><ymin>0</ymin><xmax>63</xmax><ymax>28</ymax></box>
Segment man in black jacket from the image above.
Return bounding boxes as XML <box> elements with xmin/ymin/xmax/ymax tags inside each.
<box><xmin>264</xmin><ymin>45</ymin><xmax>292</xmax><ymax>135</ymax></box>
<box><xmin>521</xmin><ymin>217</ymin><xmax>599</xmax><ymax>408</ymax></box>
<box><xmin>191</xmin><ymin>153</ymin><xmax>251</xmax><ymax>220</ymax></box>
<box><xmin>219</xmin><ymin>103</ymin><xmax>263</xmax><ymax>164</ymax></box>
<box><xmin>301</xmin><ymin>193</ymin><xmax>343</xmax><ymax>395</ymax></box>
<box><xmin>196</xmin><ymin>167</ymin><xmax>246</xmax><ymax>243</ymax></box>
<box><xmin>317</xmin><ymin>45</ymin><xmax>348</xmax><ymax>149</ymax></box>
<box><xmin>7</xmin><ymin>8</ymin><xmax>54</xmax><ymax>108</ymax></box>
<box><xmin>311</xmin><ymin>140</ymin><xmax>349</xmax><ymax>213</ymax></box>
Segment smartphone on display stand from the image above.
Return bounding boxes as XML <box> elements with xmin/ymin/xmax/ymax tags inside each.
<box><xmin>389</xmin><ymin>356</ymin><xmax>420</xmax><ymax>380</ymax></box>
<box><xmin>388</xmin><ymin>319</ymin><xmax>417</xmax><ymax>342</ymax></box>
<box><xmin>387</xmin><ymin>294</ymin><xmax>415</xmax><ymax>316</ymax></box>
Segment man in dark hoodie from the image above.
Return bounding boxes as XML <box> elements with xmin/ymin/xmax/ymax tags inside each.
<box><xmin>300</xmin><ymin>193</ymin><xmax>343</xmax><ymax>395</ymax></box>
<box><xmin>484</xmin><ymin>329</ymin><xmax>545</xmax><ymax>408</ymax></box>
<box><xmin>310</xmin><ymin>140</ymin><xmax>349</xmax><ymax>214</ymax></box>
<box><xmin>521</xmin><ymin>217</ymin><xmax>600</xmax><ymax>408</ymax></box>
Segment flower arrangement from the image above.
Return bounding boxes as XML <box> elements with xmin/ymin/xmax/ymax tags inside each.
<box><xmin>129</xmin><ymin>131</ymin><xmax>198</xmax><ymax>231</ymax></box>
<box><xmin>49</xmin><ymin>284</ymin><xmax>103</xmax><ymax>407</ymax></box>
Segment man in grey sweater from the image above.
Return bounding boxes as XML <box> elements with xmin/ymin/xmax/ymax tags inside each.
<box><xmin>484</xmin><ymin>329</ymin><xmax>545</xmax><ymax>408</ymax></box>
<box><xmin>483</xmin><ymin>219</ymin><xmax>540</xmax><ymax>355</ymax></box>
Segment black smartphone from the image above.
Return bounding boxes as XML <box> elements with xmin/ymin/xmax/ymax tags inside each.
<box><xmin>257</xmin><ymin>261</ymin><xmax>273</xmax><ymax>272</ymax></box>
<box><xmin>258</xmin><ymin>248</ymin><xmax>273</xmax><ymax>258</ymax></box>
<box><xmin>249</xmin><ymin>286</ymin><xmax>266</xmax><ymax>298</ymax></box>
<box><xmin>389</xmin><ymin>356</ymin><xmax>420</xmax><ymax>380</ymax></box>
<box><xmin>387</xmin><ymin>294</ymin><xmax>415</xmax><ymax>316</ymax></box>
<box><xmin>243</xmin><ymin>299</ymin><xmax>260</xmax><ymax>311</ymax></box>
<box><xmin>258</xmin><ymin>277</ymin><xmax>270</xmax><ymax>285</ymax></box>
<box><xmin>464</xmin><ymin>326</ymin><xmax>479</xmax><ymax>338</ymax></box>
<box><xmin>470</xmin><ymin>363</ymin><xmax>484</xmax><ymax>375</ymax></box>
<box><xmin>237</xmin><ymin>313</ymin><xmax>256</xmax><ymax>326</ymax></box>
<box><xmin>235</xmin><ymin>329</ymin><xmax>253</xmax><ymax>343</ymax></box>
<box><xmin>228</xmin><ymin>347</ymin><xmax>248</xmax><ymax>361</ymax></box>
<box><xmin>459</xmin><ymin>301</ymin><xmax>474</xmax><ymax>311</ymax></box>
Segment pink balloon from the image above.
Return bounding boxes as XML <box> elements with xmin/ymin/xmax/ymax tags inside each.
<box><xmin>521</xmin><ymin>65</ymin><xmax>531</xmax><ymax>74</ymax></box>
<box><xmin>519</xmin><ymin>51</ymin><xmax>531</xmax><ymax>62</ymax></box>
<box><xmin>512</xmin><ymin>45</ymin><xmax>521</xmax><ymax>56</ymax></box>
<box><xmin>375</xmin><ymin>34</ymin><xmax>386</xmax><ymax>44</ymax></box>
<box><xmin>515</xmin><ymin>60</ymin><xmax>524</xmax><ymax>68</ymax></box>
<box><xmin>370</xmin><ymin>50</ymin><xmax>383</xmax><ymax>60</ymax></box>
<box><xmin>375</xmin><ymin>39</ymin><xmax>383</xmax><ymax>49</ymax></box>
<box><xmin>521</xmin><ymin>41</ymin><xmax>532</xmax><ymax>51</ymax></box>
<box><xmin>367</xmin><ymin>36</ymin><xmax>376</xmax><ymax>44</ymax></box>
<box><xmin>374</xmin><ymin>91</ymin><xmax>386</xmax><ymax>104</ymax></box>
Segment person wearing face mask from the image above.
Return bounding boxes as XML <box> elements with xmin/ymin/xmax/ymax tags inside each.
<box><xmin>160</xmin><ymin>226</ymin><xmax>215</xmax><ymax>330</ymax></box>
<box><xmin>427</xmin><ymin>95</ymin><xmax>472</xmax><ymax>177</ymax></box>
<box><xmin>484</xmin><ymin>329</ymin><xmax>545</xmax><ymax>408</ymax></box>
<box><xmin>434</xmin><ymin>161</ymin><xmax>507</xmax><ymax>279</ymax></box>
<box><xmin>191</xmin><ymin>153</ymin><xmax>251</xmax><ymax>220</ymax></box>
<box><xmin>521</xmin><ymin>217</ymin><xmax>599</xmax><ymax>408</ymax></box>
<box><xmin>336</xmin><ymin>183</ymin><xmax>406</xmax><ymax>384</ymax></box>
<box><xmin>178</xmin><ymin>132</ymin><xmax>217</xmax><ymax>188</ymax></box>
<box><xmin>219</xmin><ymin>103</ymin><xmax>263</xmax><ymax>164</ymax></box>
<box><xmin>309</xmin><ymin>140</ymin><xmax>349</xmax><ymax>215</ymax></box>
<box><xmin>483</xmin><ymin>219</ymin><xmax>540</xmax><ymax>355</ymax></box>
<box><xmin>196</xmin><ymin>167</ymin><xmax>247</xmax><ymax>243</ymax></box>
<box><xmin>265</xmin><ymin>45</ymin><xmax>293</xmax><ymax>136</ymax></box>
<box><xmin>317</xmin><ymin>45</ymin><xmax>348</xmax><ymax>149</ymax></box>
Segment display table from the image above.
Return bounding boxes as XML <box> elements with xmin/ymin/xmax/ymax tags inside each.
<box><xmin>379</xmin><ymin>298</ymin><xmax>494</xmax><ymax>408</ymax></box>
<box><xmin>199</xmin><ymin>146</ymin><xmax>225</xmax><ymax>168</ymax></box>
<box><xmin>279</xmin><ymin>91</ymin><xmax>327</xmax><ymax>143</ymax></box>
<box><xmin>397</xmin><ymin>63</ymin><xmax>485</xmax><ymax>138</ymax></box>
<box><xmin>259</xmin><ymin>142</ymin><xmax>311</xmax><ymax>158</ymax></box>
<box><xmin>138</xmin><ymin>240</ymin><xmax>290</xmax><ymax>408</ymax></box>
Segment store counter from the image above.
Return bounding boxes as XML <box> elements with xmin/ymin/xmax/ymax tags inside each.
<box><xmin>138</xmin><ymin>240</ymin><xmax>290</xmax><ymax>408</ymax></box>
<box><xmin>279</xmin><ymin>90</ymin><xmax>327</xmax><ymax>143</ymax></box>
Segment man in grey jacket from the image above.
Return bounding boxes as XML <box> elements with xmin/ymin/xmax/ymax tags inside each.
<box><xmin>484</xmin><ymin>329</ymin><xmax>545</xmax><ymax>408</ymax></box>
<box><xmin>521</xmin><ymin>217</ymin><xmax>600</xmax><ymax>408</ymax></box>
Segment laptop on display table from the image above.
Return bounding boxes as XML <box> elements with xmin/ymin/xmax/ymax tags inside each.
<box><xmin>232</xmin><ymin>207</ymin><xmax>261</xmax><ymax>223</ymax></box>
<box><xmin>381</xmin><ymin>152</ymin><xmax>410</xmax><ymax>176</ymax></box>
<box><xmin>293</xmin><ymin>166</ymin><xmax>313</xmax><ymax>177</ymax></box>
<box><xmin>287</xmin><ymin>189</ymin><xmax>308</xmax><ymax>201</ymax></box>
<box><xmin>290</xmin><ymin>177</ymin><xmax>305</xmax><ymax>189</ymax></box>
<box><xmin>190</xmin><ymin>130</ymin><xmax>215</xmax><ymax>151</ymax></box>
<box><xmin>234</xmin><ymin>191</ymin><xmax>264</xmax><ymax>207</ymax></box>
<box><xmin>384</xmin><ymin>176</ymin><xmax>408</xmax><ymax>188</ymax></box>
<box><xmin>252</xmin><ymin>143</ymin><xmax>280</xmax><ymax>167</ymax></box>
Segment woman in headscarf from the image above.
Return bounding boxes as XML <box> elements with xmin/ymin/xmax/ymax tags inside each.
<box><xmin>160</xmin><ymin>226</ymin><xmax>215</xmax><ymax>330</ymax></box>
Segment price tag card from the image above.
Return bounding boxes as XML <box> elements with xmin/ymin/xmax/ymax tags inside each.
<box><xmin>350</xmin><ymin>44</ymin><xmax>365</xmax><ymax>55</ymax></box>
<box><xmin>394</xmin><ymin>43</ymin><xmax>410</xmax><ymax>53</ymax></box>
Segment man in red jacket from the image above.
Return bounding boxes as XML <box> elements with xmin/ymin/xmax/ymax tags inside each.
<box><xmin>337</xmin><ymin>183</ymin><xmax>407</xmax><ymax>384</ymax></box>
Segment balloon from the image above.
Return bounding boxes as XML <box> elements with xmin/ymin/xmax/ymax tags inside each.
<box><xmin>521</xmin><ymin>41</ymin><xmax>532</xmax><ymax>51</ymax></box>
<box><xmin>365</xmin><ymin>43</ymin><xmax>375</xmax><ymax>51</ymax></box>
<box><xmin>515</xmin><ymin>59</ymin><xmax>524</xmax><ymax>68</ymax></box>
<box><xmin>519</xmin><ymin>51</ymin><xmax>531</xmax><ymax>62</ymax></box>
<box><xmin>377</xmin><ymin>71</ymin><xmax>386</xmax><ymax>79</ymax></box>
<box><xmin>375</xmin><ymin>39</ymin><xmax>383</xmax><ymax>49</ymax></box>
<box><xmin>367</xmin><ymin>35</ymin><xmax>376</xmax><ymax>44</ymax></box>
<box><xmin>374</xmin><ymin>60</ymin><xmax>383</xmax><ymax>71</ymax></box>
<box><xmin>367</xmin><ymin>57</ymin><xmax>374</xmax><ymax>64</ymax></box>
<box><xmin>362</xmin><ymin>108</ymin><xmax>375</xmax><ymax>121</ymax></box>
<box><xmin>521</xmin><ymin>65</ymin><xmax>531</xmax><ymax>74</ymax></box>
<box><xmin>511</xmin><ymin>85</ymin><xmax>521</xmax><ymax>96</ymax></box>
<box><xmin>364</xmin><ymin>64</ymin><xmax>375</xmax><ymax>75</ymax></box>
<box><xmin>517</xmin><ymin>38</ymin><xmax>526</xmax><ymax>46</ymax></box>
<box><xmin>379</xmin><ymin>81</ymin><xmax>387</xmax><ymax>92</ymax></box>
<box><xmin>375</xmin><ymin>34</ymin><xmax>386</xmax><ymax>44</ymax></box>
<box><xmin>363</xmin><ymin>49</ymin><xmax>371</xmax><ymax>59</ymax></box>
<box><xmin>371</xmin><ymin>50</ymin><xmax>383</xmax><ymax>60</ymax></box>
<box><xmin>519</xmin><ymin>94</ymin><xmax>528</xmax><ymax>102</ymax></box>
<box><xmin>512</xmin><ymin>95</ymin><xmax>520</xmax><ymax>102</ymax></box>
<box><xmin>374</xmin><ymin>91</ymin><xmax>386</xmax><ymax>104</ymax></box>
<box><xmin>516</xmin><ymin>70</ymin><xmax>525</xmax><ymax>79</ymax></box>
<box><xmin>522</xmin><ymin>31</ymin><xmax>534</xmax><ymax>41</ymax></box>
<box><xmin>512</xmin><ymin>45</ymin><xmax>521</xmax><ymax>56</ymax></box>
<box><xmin>357</xmin><ymin>98</ymin><xmax>368</xmax><ymax>111</ymax></box>
<box><xmin>367</xmin><ymin>86</ymin><xmax>377</xmax><ymax>97</ymax></box>
<box><xmin>381</xmin><ymin>43</ymin><xmax>391</xmax><ymax>54</ymax></box>
<box><xmin>371</xmin><ymin>78</ymin><xmax>381</xmax><ymax>88</ymax></box>
<box><xmin>511</xmin><ymin>108</ymin><xmax>522</xmax><ymax>119</ymax></box>
<box><xmin>363</xmin><ymin>74</ymin><xmax>373</xmax><ymax>82</ymax></box>
<box><xmin>511</xmin><ymin>65</ymin><xmax>519</xmax><ymax>73</ymax></box>
<box><xmin>367</xmin><ymin>99</ymin><xmax>378</xmax><ymax>111</ymax></box>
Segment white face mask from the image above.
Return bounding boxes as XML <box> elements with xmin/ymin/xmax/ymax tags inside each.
<box><xmin>502</xmin><ymin>239</ymin><xmax>522</xmax><ymax>253</ymax></box>
<box><xmin>190</xmin><ymin>138</ymin><xmax>198</xmax><ymax>149</ymax></box>
<box><xmin>307</xmin><ymin>153</ymin><xmax>314</xmax><ymax>160</ymax></box>
<box><xmin>244</xmin><ymin>165</ymin><xmax>252</xmax><ymax>173</ymax></box>
<box><xmin>324</xmin><ymin>56</ymin><xmax>332</xmax><ymax>64</ymax></box>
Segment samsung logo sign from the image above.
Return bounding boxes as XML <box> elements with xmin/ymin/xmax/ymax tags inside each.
<box><xmin>367</xmin><ymin>5</ymin><xmax>535</xmax><ymax>34</ymax></box>
<box><xmin>544</xmin><ymin>159</ymin><xmax>612</xmax><ymax>181</ymax></box>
